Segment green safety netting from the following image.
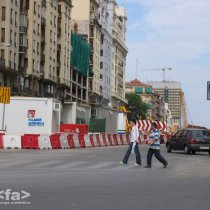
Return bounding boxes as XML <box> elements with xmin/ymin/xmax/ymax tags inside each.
<box><xmin>71</xmin><ymin>32</ymin><xmax>91</xmax><ymax>77</ymax></box>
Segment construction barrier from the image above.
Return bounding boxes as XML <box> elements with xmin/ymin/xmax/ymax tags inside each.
<box><xmin>67</xmin><ymin>134</ymin><xmax>76</xmax><ymax>149</ymax></box>
<box><xmin>21</xmin><ymin>134</ymin><xmax>40</xmax><ymax>149</ymax></box>
<box><xmin>3</xmin><ymin>135</ymin><xmax>22</xmax><ymax>149</ymax></box>
<box><xmin>38</xmin><ymin>135</ymin><xmax>52</xmax><ymax>149</ymax></box>
<box><xmin>0</xmin><ymin>133</ymin><xmax>170</xmax><ymax>150</ymax></box>
<box><xmin>0</xmin><ymin>133</ymin><xmax>5</xmax><ymax>149</ymax></box>
<box><xmin>59</xmin><ymin>134</ymin><xmax>69</xmax><ymax>149</ymax></box>
<box><xmin>50</xmin><ymin>134</ymin><xmax>62</xmax><ymax>149</ymax></box>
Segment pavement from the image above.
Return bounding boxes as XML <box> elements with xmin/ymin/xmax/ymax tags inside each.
<box><xmin>0</xmin><ymin>145</ymin><xmax>210</xmax><ymax>210</ymax></box>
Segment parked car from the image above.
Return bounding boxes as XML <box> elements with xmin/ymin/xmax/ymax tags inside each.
<box><xmin>166</xmin><ymin>128</ymin><xmax>210</xmax><ymax>155</ymax></box>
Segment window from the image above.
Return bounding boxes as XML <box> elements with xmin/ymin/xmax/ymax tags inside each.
<box><xmin>37</xmin><ymin>43</ymin><xmax>39</xmax><ymax>55</ymax></box>
<box><xmin>0</xmin><ymin>49</ymin><xmax>4</xmax><ymax>59</ymax></box>
<box><xmin>1</xmin><ymin>28</ymin><xmax>5</xmax><ymax>42</ymax></box>
<box><xmin>10</xmin><ymin>9</ymin><xmax>13</xmax><ymax>24</ymax></box>
<box><xmin>37</xmin><ymin>24</ymin><xmax>40</xmax><ymax>35</ymax></box>
<box><xmin>100</xmin><ymin>62</ymin><xmax>103</xmax><ymax>69</ymax></box>
<box><xmin>2</xmin><ymin>7</ymin><xmax>6</xmax><ymax>21</ymax></box>
<box><xmin>33</xmin><ymin>59</ymin><xmax>35</xmax><ymax>71</ymax></box>
<box><xmin>100</xmin><ymin>74</ymin><xmax>103</xmax><ymax>79</ymax></box>
<box><xmin>34</xmin><ymin>2</ymin><xmax>36</xmax><ymax>14</ymax></box>
<box><xmin>10</xmin><ymin>30</ymin><xmax>12</xmax><ymax>44</ymax></box>
<box><xmin>38</xmin><ymin>5</ymin><xmax>40</xmax><ymax>17</ymax></box>
<box><xmin>100</xmin><ymin>50</ymin><xmax>103</xmax><ymax>56</ymax></box>
<box><xmin>33</xmin><ymin>40</ymin><xmax>35</xmax><ymax>52</ymax></box>
<box><xmin>15</xmin><ymin>12</ymin><xmax>17</xmax><ymax>26</ymax></box>
<box><xmin>14</xmin><ymin>32</ymin><xmax>16</xmax><ymax>46</ymax></box>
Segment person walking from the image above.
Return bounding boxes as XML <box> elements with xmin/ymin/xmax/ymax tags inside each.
<box><xmin>144</xmin><ymin>122</ymin><xmax>168</xmax><ymax>168</ymax></box>
<box><xmin>120</xmin><ymin>119</ymin><xmax>141</xmax><ymax>165</ymax></box>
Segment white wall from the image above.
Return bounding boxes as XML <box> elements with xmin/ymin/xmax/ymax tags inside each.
<box><xmin>0</xmin><ymin>97</ymin><xmax>61</xmax><ymax>134</ymax></box>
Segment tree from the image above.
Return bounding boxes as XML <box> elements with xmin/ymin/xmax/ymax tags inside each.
<box><xmin>125</xmin><ymin>92</ymin><xmax>149</xmax><ymax>120</ymax></box>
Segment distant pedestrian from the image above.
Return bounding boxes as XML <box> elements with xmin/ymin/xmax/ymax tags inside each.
<box><xmin>120</xmin><ymin>119</ymin><xmax>141</xmax><ymax>165</ymax></box>
<box><xmin>144</xmin><ymin>122</ymin><xmax>168</xmax><ymax>168</ymax></box>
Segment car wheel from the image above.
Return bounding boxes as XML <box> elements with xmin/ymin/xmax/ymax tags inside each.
<box><xmin>184</xmin><ymin>145</ymin><xmax>191</xmax><ymax>154</ymax></box>
<box><xmin>166</xmin><ymin>144</ymin><xmax>172</xmax><ymax>153</ymax></box>
<box><xmin>192</xmin><ymin>151</ymin><xmax>196</xmax><ymax>155</ymax></box>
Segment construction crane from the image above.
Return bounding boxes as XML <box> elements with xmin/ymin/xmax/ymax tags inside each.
<box><xmin>141</xmin><ymin>67</ymin><xmax>172</xmax><ymax>81</ymax></box>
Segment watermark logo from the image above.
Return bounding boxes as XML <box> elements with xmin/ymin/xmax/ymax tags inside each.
<box><xmin>0</xmin><ymin>189</ymin><xmax>31</xmax><ymax>205</ymax></box>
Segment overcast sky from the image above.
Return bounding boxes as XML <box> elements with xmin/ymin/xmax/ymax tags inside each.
<box><xmin>117</xmin><ymin>0</ymin><xmax>210</xmax><ymax>128</ymax></box>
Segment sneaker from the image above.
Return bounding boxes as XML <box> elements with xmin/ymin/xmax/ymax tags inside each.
<box><xmin>134</xmin><ymin>163</ymin><xmax>141</xmax><ymax>166</ymax></box>
<box><xmin>163</xmin><ymin>162</ymin><xmax>168</xmax><ymax>168</ymax></box>
<box><xmin>119</xmin><ymin>161</ymin><xmax>127</xmax><ymax>165</ymax></box>
<box><xmin>144</xmin><ymin>165</ymin><xmax>151</xmax><ymax>168</ymax></box>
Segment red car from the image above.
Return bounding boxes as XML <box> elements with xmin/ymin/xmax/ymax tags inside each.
<box><xmin>166</xmin><ymin>128</ymin><xmax>210</xmax><ymax>155</ymax></box>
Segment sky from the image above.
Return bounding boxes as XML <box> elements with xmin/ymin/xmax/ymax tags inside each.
<box><xmin>117</xmin><ymin>0</ymin><xmax>210</xmax><ymax>128</ymax></box>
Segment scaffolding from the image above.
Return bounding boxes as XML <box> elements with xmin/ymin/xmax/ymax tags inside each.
<box><xmin>71</xmin><ymin>32</ymin><xmax>91</xmax><ymax>77</ymax></box>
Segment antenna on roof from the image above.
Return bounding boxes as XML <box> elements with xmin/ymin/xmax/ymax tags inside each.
<box><xmin>136</xmin><ymin>58</ymin><xmax>139</xmax><ymax>80</ymax></box>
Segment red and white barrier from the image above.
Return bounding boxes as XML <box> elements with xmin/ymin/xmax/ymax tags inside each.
<box><xmin>0</xmin><ymin>133</ymin><xmax>170</xmax><ymax>150</ymax></box>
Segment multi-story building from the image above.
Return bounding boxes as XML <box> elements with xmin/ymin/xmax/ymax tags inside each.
<box><xmin>0</xmin><ymin>0</ymin><xmax>72</xmax><ymax>99</ymax></box>
<box><xmin>125</xmin><ymin>79</ymin><xmax>166</xmax><ymax>121</ymax></box>
<box><xmin>99</xmin><ymin>0</ymin><xmax>112</xmax><ymax>106</ymax></box>
<box><xmin>147</xmin><ymin>81</ymin><xmax>182</xmax><ymax>126</ymax></box>
<box><xmin>72</xmin><ymin>0</ymin><xmax>101</xmax><ymax>105</ymax></box>
<box><xmin>0</xmin><ymin>0</ymin><xmax>20</xmax><ymax>88</ymax></box>
<box><xmin>107</xmin><ymin>1</ymin><xmax>128</xmax><ymax>109</ymax></box>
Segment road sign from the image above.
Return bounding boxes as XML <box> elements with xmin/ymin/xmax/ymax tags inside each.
<box><xmin>0</xmin><ymin>87</ymin><xmax>11</xmax><ymax>104</ymax></box>
<box><xmin>207</xmin><ymin>81</ymin><xmax>210</xmax><ymax>100</ymax></box>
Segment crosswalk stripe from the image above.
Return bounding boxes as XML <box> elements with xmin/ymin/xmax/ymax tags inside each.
<box><xmin>28</xmin><ymin>161</ymin><xmax>63</xmax><ymax>168</ymax></box>
<box><xmin>56</xmin><ymin>161</ymin><xmax>87</xmax><ymax>169</ymax></box>
<box><xmin>85</xmin><ymin>161</ymin><xmax>116</xmax><ymax>169</ymax></box>
<box><xmin>0</xmin><ymin>160</ymin><xmax>34</xmax><ymax>167</ymax></box>
<box><xmin>113</xmin><ymin>164</ymin><xmax>136</xmax><ymax>170</ymax></box>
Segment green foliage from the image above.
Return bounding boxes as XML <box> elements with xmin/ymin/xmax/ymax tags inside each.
<box><xmin>125</xmin><ymin>92</ymin><xmax>149</xmax><ymax>120</ymax></box>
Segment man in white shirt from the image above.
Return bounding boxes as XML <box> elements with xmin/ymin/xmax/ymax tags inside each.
<box><xmin>120</xmin><ymin>119</ymin><xmax>141</xmax><ymax>165</ymax></box>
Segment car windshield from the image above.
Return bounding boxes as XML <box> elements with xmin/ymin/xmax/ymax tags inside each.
<box><xmin>192</xmin><ymin>130</ymin><xmax>210</xmax><ymax>138</ymax></box>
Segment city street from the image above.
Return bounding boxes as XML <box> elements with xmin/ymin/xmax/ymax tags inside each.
<box><xmin>0</xmin><ymin>145</ymin><xmax>210</xmax><ymax>210</ymax></box>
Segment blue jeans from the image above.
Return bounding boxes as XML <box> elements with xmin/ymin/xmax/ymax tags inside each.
<box><xmin>147</xmin><ymin>148</ymin><xmax>168</xmax><ymax>167</ymax></box>
<box><xmin>123</xmin><ymin>142</ymin><xmax>141</xmax><ymax>164</ymax></box>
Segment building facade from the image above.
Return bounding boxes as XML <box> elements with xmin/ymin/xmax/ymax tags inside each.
<box><xmin>125</xmin><ymin>79</ymin><xmax>166</xmax><ymax>121</ymax></box>
<box><xmin>108</xmin><ymin>2</ymin><xmax>128</xmax><ymax>109</ymax></box>
<box><xmin>147</xmin><ymin>81</ymin><xmax>182</xmax><ymax>126</ymax></box>
<box><xmin>0</xmin><ymin>0</ymin><xmax>73</xmax><ymax>99</ymax></box>
<box><xmin>99</xmin><ymin>0</ymin><xmax>112</xmax><ymax>106</ymax></box>
<box><xmin>72</xmin><ymin>0</ymin><xmax>101</xmax><ymax>104</ymax></box>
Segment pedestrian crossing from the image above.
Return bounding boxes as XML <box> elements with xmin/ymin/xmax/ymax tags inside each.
<box><xmin>0</xmin><ymin>159</ymin><xmax>156</xmax><ymax>171</ymax></box>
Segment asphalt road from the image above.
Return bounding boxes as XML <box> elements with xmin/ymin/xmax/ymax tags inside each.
<box><xmin>0</xmin><ymin>145</ymin><xmax>210</xmax><ymax>210</ymax></box>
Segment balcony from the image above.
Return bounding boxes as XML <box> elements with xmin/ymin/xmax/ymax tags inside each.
<box><xmin>41</xmin><ymin>17</ymin><xmax>46</xmax><ymax>27</ymax></box>
<box><xmin>19</xmin><ymin>46</ymin><xmax>27</xmax><ymax>54</ymax></box>
<box><xmin>19</xmin><ymin>66</ymin><xmax>27</xmax><ymax>75</ymax></box>
<box><xmin>0</xmin><ymin>58</ymin><xmax>5</xmax><ymax>68</ymax></box>
<box><xmin>41</xmin><ymin>36</ymin><xmax>45</xmax><ymax>45</ymax></box>
<box><xmin>57</xmin><ymin>44</ymin><xmax>61</xmax><ymax>51</ymax></box>
<box><xmin>19</xmin><ymin>26</ymin><xmax>27</xmax><ymax>33</ymax></box>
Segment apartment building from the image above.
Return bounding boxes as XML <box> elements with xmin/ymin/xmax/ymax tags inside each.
<box><xmin>71</xmin><ymin>0</ymin><xmax>101</xmax><ymax>105</ymax></box>
<box><xmin>99</xmin><ymin>0</ymin><xmax>112</xmax><ymax>106</ymax></box>
<box><xmin>147</xmin><ymin>81</ymin><xmax>182</xmax><ymax>125</ymax></box>
<box><xmin>0</xmin><ymin>0</ymin><xmax>20</xmax><ymax>88</ymax></box>
<box><xmin>0</xmin><ymin>0</ymin><xmax>72</xmax><ymax>100</ymax></box>
<box><xmin>107</xmin><ymin>1</ymin><xmax>128</xmax><ymax>109</ymax></box>
<box><xmin>125</xmin><ymin>79</ymin><xmax>166</xmax><ymax>121</ymax></box>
